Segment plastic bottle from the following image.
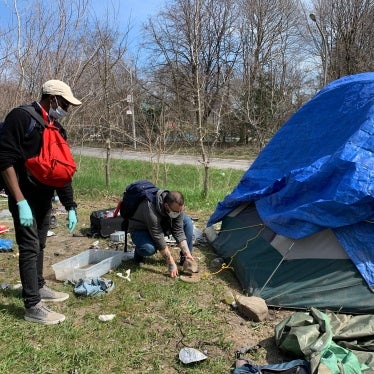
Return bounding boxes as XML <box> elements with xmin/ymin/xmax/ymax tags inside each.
<box><xmin>223</xmin><ymin>289</ymin><xmax>237</xmax><ymax>308</ymax></box>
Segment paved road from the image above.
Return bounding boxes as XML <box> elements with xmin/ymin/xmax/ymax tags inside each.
<box><xmin>71</xmin><ymin>146</ymin><xmax>252</xmax><ymax>171</ymax></box>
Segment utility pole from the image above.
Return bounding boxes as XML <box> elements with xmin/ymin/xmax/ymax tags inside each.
<box><xmin>309</xmin><ymin>13</ymin><xmax>328</xmax><ymax>87</ymax></box>
<box><xmin>126</xmin><ymin>68</ymin><xmax>137</xmax><ymax>150</ymax></box>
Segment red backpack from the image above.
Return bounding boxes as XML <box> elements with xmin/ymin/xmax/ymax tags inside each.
<box><xmin>23</xmin><ymin>108</ymin><xmax>77</xmax><ymax>187</ymax></box>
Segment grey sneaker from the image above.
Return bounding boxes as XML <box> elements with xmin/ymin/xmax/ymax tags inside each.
<box><xmin>25</xmin><ymin>302</ymin><xmax>65</xmax><ymax>325</ymax></box>
<box><xmin>40</xmin><ymin>285</ymin><xmax>69</xmax><ymax>302</ymax></box>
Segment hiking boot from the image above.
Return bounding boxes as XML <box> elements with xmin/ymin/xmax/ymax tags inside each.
<box><xmin>134</xmin><ymin>250</ymin><xmax>145</xmax><ymax>265</ymax></box>
<box><xmin>24</xmin><ymin>302</ymin><xmax>65</xmax><ymax>325</ymax></box>
<box><xmin>39</xmin><ymin>285</ymin><xmax>69</xmax><ymax>302</ymax></box>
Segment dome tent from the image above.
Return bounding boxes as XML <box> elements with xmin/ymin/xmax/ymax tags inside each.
<box><xmin>207</xmin><ymin>72</ymin><xmax>374</xmax><ymax>313</ymax></box>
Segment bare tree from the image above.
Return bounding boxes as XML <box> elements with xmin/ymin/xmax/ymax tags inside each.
<box><xmin>144</xmin><ymin>0</ymin><xmax>240</xmax><ymax>197</ymax></box>
<box><xmin>0</xmin><ymin>0</ymin><xmax>134</xmax><ymax>186</ymax></box>
<box><xmin>309</xmin><ymin>0</ymin><xmax>374</xmax><ymax>82</ymax></box>
<box><xmin>77</xmin><ymin>14</ymin><xmax>130</xmax><ymax>185</ymax></box>
<box><xmin>233</xmin><ymin>0</ymin><xmax>305</xmax><ymax>149</ymax></box>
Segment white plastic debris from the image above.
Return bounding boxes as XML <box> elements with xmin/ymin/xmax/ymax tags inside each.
<box><xmin>98</xmin><ymin>314</ymin><xmax>116</xmax><ymax>322</ymax></box>
<box><xmin>179</xmin><ymin>347</ymin><xmax>208</xmax><ymax>364</ymax></box>
<box><xmin>10</xmin><ymin>283</ymin><xmax>22</xmax><ymax>290</ymax></box>
<box><xmin>90</xmin><ymin>240</ymin><xmax>100</xmax><ymax>249</ymax></box>
<box><xmin>116</xmin><ymin>269</ymin><xmax>131</xmax><ymax>282</ymax></box>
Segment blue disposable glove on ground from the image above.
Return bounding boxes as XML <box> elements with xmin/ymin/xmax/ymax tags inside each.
<box><xmin>17</xmin><ymin>200</ymin><xmax>33</xmax><ymax>226</ymax></box>
<box><xmin>67</xmin><ymin>209</ymin><xmax>77</xmax><ymax>233</ymax></box>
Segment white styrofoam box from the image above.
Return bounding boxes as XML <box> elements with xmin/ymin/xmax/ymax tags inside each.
<box><xmin>110</xmin><ymin>231</ymin><xmax>126</xmax><ymax>242</ymax></box>
<box><xmin>52</xmin><ymin>249</ymin><xmax>128</xmax><ymax>282</ymax></box>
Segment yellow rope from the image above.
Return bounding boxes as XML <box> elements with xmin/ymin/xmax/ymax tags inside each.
<box><xmin>203</xmin><ymin>225</ymin><xmax>265</xmax><ymax>278</ymax></box>
<box><xmin>201</xmin><ymin>219</ymin><xmax>374</xmax><ymax>280</ymax></box>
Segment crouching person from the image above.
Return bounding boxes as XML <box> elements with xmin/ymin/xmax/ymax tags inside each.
<box><xmin>129</xmin><ymin>190</ymin><xmax>196</xmax><ymax>277</ymax></box>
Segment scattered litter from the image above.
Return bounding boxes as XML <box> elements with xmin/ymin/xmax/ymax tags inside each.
<box><xmin>90</xmin><ymin>240</ymin><xmax>100</xmax><ymax>249</ymax></box>
<box><xmin>116</xmin><ymin>269</ymin><xmax>131</xmax><ymax>282</ymax></box>
<box><xmin>1</xmin><ymin>283</ymin><xmax>10</xmax><ymax>290</ymax></box>
<box><xmin>0</xmin><ymin>238</ymin><xmax>13</xmax><ymax>252</ymax></box>
<box><xmin>47</xmin><ymin>230</ymin><xmax>56</xmax><ymax>237</ymax></box>
<box><xmin>98</xmin><ymin>314</ymin><xmax>116</xmax><ymax>322</ymax></box>
<box><xmin>223</xmin><ymin>289</ymin><xmax>237</xmax><ymax>307</ymax></box>
<box><xmin>0</xmin><ymin>225</ymin><xmax>9</xmax><ymax>234</ymax></box>
<box><xmin>110</xmin><ymin>231</ymin><xmax>125</xmax><ymax>242</ymax></box>
<box><xmin>179</xmin><ymin>347</ymin><xmax>208</xmax><ymax>364</ymax></box>
<box><xmin>73</xmin><ymin>277</ymin><xmax>114</xmax><ymax>297</ymax></box>
<box><xmin>10</xmin><ymin>283</ymin><xmax>21</xmax><ymax>290</ymax></box>
<box><xmin>10</xmin><ymin>283</ymin><xmax>22</xmax><ymax>290</ymax></box>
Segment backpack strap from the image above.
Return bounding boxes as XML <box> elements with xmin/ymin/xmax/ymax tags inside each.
<box><xmin>18</xmin><ymin>105</ymin><xmax>46</xmax><ymax>129</ymax></box>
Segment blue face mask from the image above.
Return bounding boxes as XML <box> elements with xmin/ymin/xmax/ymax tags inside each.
<box><xmin>49</xmin><ymin>98</ymin><xmax>68</xmax><ymax>119</ymax></box>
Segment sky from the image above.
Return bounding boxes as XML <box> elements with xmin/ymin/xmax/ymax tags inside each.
<box><xmin>0</xmin><ymin>0</ymin><xmax>165</xmax><ymax>56</ymax></box>
<box><xmin>89</xmin><ymin>0</ymin><xmax>165</xmax><ymax>51</ymax></box>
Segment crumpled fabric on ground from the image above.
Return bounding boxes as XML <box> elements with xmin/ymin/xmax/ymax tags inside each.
<box><xmin>73</xmin><ymin>277</ymin><xmax>114</xmax><ymax>297</ymax></box>
<box><xmin>0</xmin><ymin>238</ymin><xmax>13</xmax><ymax>251</ymax></box>
<box><xmin>275</xmin><ymin>307</ymin><xmax>371</xmax><ymax>373</ymax></box>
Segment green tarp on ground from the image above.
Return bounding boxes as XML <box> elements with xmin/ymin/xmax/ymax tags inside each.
<box><xmin>275</xmin><ymin>308</ymin><xmax>374</xmax><ymax>373</ymax></box>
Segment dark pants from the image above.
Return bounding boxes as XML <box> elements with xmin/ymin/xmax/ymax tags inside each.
<box><xmin>9</xmin><ymin>192</ymin><xmax>53</xmax><ymax>308</ymax></box>
<box><xmin>131</xmin><ymin>215</ymin><xmax>194</xmax><ymax>257</ymax></box>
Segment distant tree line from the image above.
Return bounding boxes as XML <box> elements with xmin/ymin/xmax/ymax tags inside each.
<box><xmin>0</xmin><ymin>0</ymin><xmax>373</xmax><ymax>191</ymax></box>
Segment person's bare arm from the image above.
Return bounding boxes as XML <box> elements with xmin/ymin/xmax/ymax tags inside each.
<box><xmin>160</xmin><ymin>246</ymin><xmax>178</xmax><ymax>277</ymax></box>
<box><xmin>1</xmin><ymin>166</ymin><xmax>25</xmax><ymax>202</ymax></box>
<box><xmin>179</xmin><ymin>240</ymin><xmax>194</xmax><ymax>260</ymax></box>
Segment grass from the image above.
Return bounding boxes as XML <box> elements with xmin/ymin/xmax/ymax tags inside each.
<box><xmin>0</xmin><ymin>156</ymin><xmax>285</xmax><ymax>373</ymax></box>
<box><xmin>73</xmin><ymin>155</ymin><xmax>244</xmax><ymax>215</ymax></box>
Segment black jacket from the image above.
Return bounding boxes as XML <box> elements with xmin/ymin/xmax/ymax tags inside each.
<box><xmin>0</xmin><ymin>101</ymin><xmax>76</xmax><ymax>210</ymax></box>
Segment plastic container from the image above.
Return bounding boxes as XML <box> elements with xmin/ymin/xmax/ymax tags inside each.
<box><xmin>110</xmin><ymin>231</ymin><xmax>126</xmax><ymax>242</ymax></box>
<box><xmin>52</xmin><ymin>249</ymin><xmax>126</xmax><ymax>282</ymax></box>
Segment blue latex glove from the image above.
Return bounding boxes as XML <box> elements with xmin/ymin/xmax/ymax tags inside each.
<box><xmin>17</xmin><ymin>199</ymin><xmax>33</xmax><ymax>226</ymax></box>
<box><xmin>67</xmin><ymin>209</ymin><xmax>77</xmax><ymax>233</ymax></box>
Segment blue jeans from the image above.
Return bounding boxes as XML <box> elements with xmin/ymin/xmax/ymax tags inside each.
<box><xmin>130</xmin><ymin>215</ymin><xmax>194</xmax><ymax>257</ymax></box>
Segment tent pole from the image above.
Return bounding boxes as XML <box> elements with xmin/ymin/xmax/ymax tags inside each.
<box><xmin>259</xmin><ymin>241</ymin><xmax>295</xmax><ymax>295</ymax></box>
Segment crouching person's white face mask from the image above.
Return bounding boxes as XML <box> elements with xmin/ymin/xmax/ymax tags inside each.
<box><xmin>167</xmin><ymin>210</ymin><xmax>181</xmax><ymax>219</ymax></box>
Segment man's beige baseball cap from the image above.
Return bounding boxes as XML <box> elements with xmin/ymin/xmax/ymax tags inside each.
<box><xmin>42</xmin><ymin>79</ymin><xmax>82</xmax><ymax>106</ymax></box>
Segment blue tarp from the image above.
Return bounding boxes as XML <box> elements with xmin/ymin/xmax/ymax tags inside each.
<box><xmin>208</xmin><ymin>73</ymin><xmax>374</xmax><ymax>290</ymax></box>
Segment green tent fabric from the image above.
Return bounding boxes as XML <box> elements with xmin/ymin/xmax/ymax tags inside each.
<box><xmin>274</xmin><ymin>308</ymin><xmax>373</xmax><ymax>373</ymax></box>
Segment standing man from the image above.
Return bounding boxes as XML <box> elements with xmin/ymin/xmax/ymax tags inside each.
<box><xmin>0</xmin><ymin>80</ymin><xmax>81</xmax><ymax>324</ymax></box>
<box><xmin>129</xmin><ymin>190</ymin><xmax>196</xmax><ymax>277</ymax></box>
